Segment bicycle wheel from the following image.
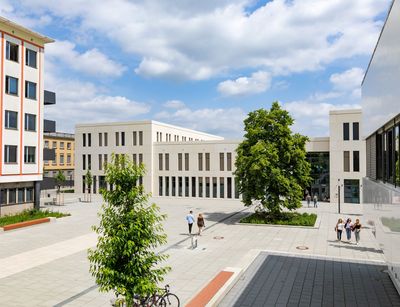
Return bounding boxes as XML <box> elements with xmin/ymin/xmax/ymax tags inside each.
<box><xmin>161</xmin><ymin>293</ymin><xmax>180</xmax><ymax>307</ymax></box>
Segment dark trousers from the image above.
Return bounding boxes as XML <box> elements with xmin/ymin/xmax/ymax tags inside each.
<box><xmin>188</xmin><ymin>223</ymin><xmax>193</xmax><ymax>234</ymax></box>
<box><xmin>337</xmin><ymin>230</ymin><xmax>342</xmax><ymax>241</ymax></box>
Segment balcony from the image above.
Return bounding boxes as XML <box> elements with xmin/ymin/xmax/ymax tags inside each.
<box><xmin>44</xmin><ymin>119</ymin><xmax>56</xmax><ymax>133</ymax></box>
<box><xmin>44</xmin><ymin>90</ymin><xmax>56</xmax><ymax>105</ymax></box>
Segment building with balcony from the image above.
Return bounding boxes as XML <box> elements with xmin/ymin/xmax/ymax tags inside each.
<box><xmin>75</xmin><ymin>110</ymin><xmax>365</xmax><ymax>204</ymax></box>
<box><xmin>0</xmin><ymin>17</ymin><xmax>55</xmax><ymax>215</ymax></box>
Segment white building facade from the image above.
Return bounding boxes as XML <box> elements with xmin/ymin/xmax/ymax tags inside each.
<box><xmin>0</xmin><ymin>17</ymin><xmax>54</xmax><ymax>215</ymax></box>
<box><xmin>75</xmin><ymin>111</ymin><xmax>365</xmax><ymax>205</ymax></box>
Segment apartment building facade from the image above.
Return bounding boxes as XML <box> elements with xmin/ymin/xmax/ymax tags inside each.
<box><xmin>75</xmin><ymin>111</ymin><xmax>365</xmax><ymax>204</ymax></box>
<box><xmin>0</xmin><ymin>17</ymin><xmax>54</xmax><ymax>215</ymax></box>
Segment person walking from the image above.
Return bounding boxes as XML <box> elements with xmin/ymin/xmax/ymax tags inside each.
<box><xmin>313</xmin><ymin>194</ymin><xmax>318</xmax><ymax>208</ymax></box>
<box><xmin>344</xmin><ymin>218</ymin><xmax>353</xmax><ymax>241</ymax></box>
<box><xmin>306</xmin><ymin>194</ymin><xmax>311</xmax><ymax>207</ymax></box>
<box><xmin>186</xmin><ymin>210</ymin><xmax>195</xmax><ymax>235</ymax></box>
<box><xmin>197</xmin><ymin>213</ymin><xmax>205</xmax><ymax>236</ymax></box>
<box><xmin>353</xmin><ymin>219</ymin><xmax>362</xmax><ymax>244</ymax></box>
<box><xmin>335</xmin><ymin>218</ymin><xmax>344</xmax><ymax>241</ymax></box>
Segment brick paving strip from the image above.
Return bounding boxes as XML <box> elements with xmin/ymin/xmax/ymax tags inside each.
<box><xmin>1</xmin><ymin>217</ymin><xmax>53</xmax><ymax>231</ymax></box>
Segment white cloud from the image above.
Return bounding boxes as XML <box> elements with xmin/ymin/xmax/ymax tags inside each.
<box><xmin>217</xmin><ymin>71</ymin><xmax>271</xmax><ymax>96</ymax></box>
<box><xmin>16</xmin><ymin>0</ymin><xmax>390</xmax><ymax>80</ymax></box>
<box><xmin>46</xmin><ymin>40</ymin><xmax>126</xmax><ymax>77</ymax></box>
<box><xmin>163</xmin><ymin>100</ymin><xmax>186</xmax><ymax>109</ymax></box>
<box><xmin>330</xmin><ymin>67</ymin><xmax>365</xmax><ymax>91</ymax></box>
<box><xmin>155</xmin><ymin>105</ymin><xmax>246</xmax><ymax>138</ymax></box>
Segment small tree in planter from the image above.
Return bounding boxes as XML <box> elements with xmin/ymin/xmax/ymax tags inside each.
<box><xmin>84</xmin><ymin>170</ymin><xmax>93</xmax><ymax>202</ymax></box>
<box><xmin>88</xmin><ymin>154</ymin><xmax>169</xmax><ymax>303</ymax></box>
<box><xmin>55</xmin><ymin>170</ymin><xmax>66</xmax><ymax>205</ymax></box>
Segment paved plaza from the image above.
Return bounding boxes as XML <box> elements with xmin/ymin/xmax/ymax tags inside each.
<box><xmin>0</xmin><ymin>195</ymin><xmax>395</xmax><ymax>306</ymax></box>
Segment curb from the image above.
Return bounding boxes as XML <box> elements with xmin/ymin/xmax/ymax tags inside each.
<box><xmin>0</xmin><ymin>216</ymin><xmax>57</xmax><ymax>232</ymax></box>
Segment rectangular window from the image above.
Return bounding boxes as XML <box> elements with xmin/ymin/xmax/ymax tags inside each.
<box><xmin>139</xmin><ymin>131</ymin><xmax>143</xmax><ymax>145</ymax></box>
<box><xmin>88</xmin><ymin>133</ymin><xmax>91</xmax><ymax>147</ymax></box>
<box><xmin>205</xmin><ymin>153</ymin><xmax>210</xmax><ymax>171</ymax></box>
<box><xmin>165</xmin><ymin>153</ymin><xmax>169</xmax><ymax>171</ymax></box>
<box><xmin>104</xmin><ymin>154</ymin><xmax>108</xmax><ymax>166</ymax></box>
<box><xmin>24</xmin><ymin>113</ymin><xmax>36</xmax><ymax>131</ymax></box>
<box><xmin>160</xmin><ymin>132</ymin><xmax>162</xmax><ymax>142</ymax></box>
<box><xmin>220</xmin><ymin>177</ymin><xmax>225</xmax><ymax>198</ymax></box>
<box><xmin>227</xmin><ymin>177</ymin><xmax>232</xmax><ymax>198</ymax></box>
<box><xmin>353</xmin><ymin>151</ymin><xmax>360</xmax><ymax>172</ymax></box>
<box><xmin>213</xmin><ymin>177</ymin><xmax>217</xmax><ymax>198</ymax></box>
<box><xmin>24</xmin><ymin>146</ymin><xmax>36</xmax><ymax>163</ymax></box>
<box><xmin>25</xmin><ymin>81</ymin><xmax>37</xmax><ymax>100</ymax></box>
<box><xmin>343</xmin><ymin>123</ymin><xmax>350</xmax><ymax>141</ymax></box>
<box><xmin>83</xmin><ymin>154</ymin><xmax>86</xmax><ymax>170</ymax></box>
<box><xmin>344</xmin><ymin>151</ymin><xmax>350</xmax><ymax>172</ymax></box>
<box><xmin>178</xmin><ymin>177</ymin><xmax>183</xmax><ymax>196</ymax></box>
<box><xmin>185</xmin><ymin>177</ymin><xmax>189</xmax><ymax>197</ymax></box>
<box><xmin>121</xmin><ymin>132</ymin><xmax>125</xmax><ymax>146</ymax></box>
<box><xmin>99</xmin><ymin>133</ymin><xmax>102</xmax><ymax>146</ymax></box>
<box><xmin>133</xmin><ymin>154</ymin><xmax>137</xmax><ymax>165</ymax></box>
<box><xmin>198</xmin><ymin>177</ymin><xmax>203</xmax><ymax>197</ymax></box>
<box><xmin>99</xmin><ymin>154</ymin><xmax>103</xmax><ymax>170</ymax></box>
<box><xmin>165</xmin><ymin>176</ymin><xmax>170</xmax><ymax>196</ymax></box>
<box><xmin>185</xmin><ymin>153</ymin><xmax>189</xmax><ymax>171</ymax></box>
<box><xmin>5</xmin><ymin>110</ymin><xmax>18</xmax><ymax>129</ymax></box>
<box><xmin>44</xmin><ymin>141</ymin><xmax>49</xmax><ymax>149</ymax></box>
<box><xmin>8</xmin><ymin>188</ymin><xmax>16</xmax><ymax>204</ymax></box>
<box><xmin>5</xmin><ymin>76</ymin><xmax>18</xmax><ymax>95</ymax></box>
<box><xmin>178</xmin><ymin>153</ymin><xmax>183</xmax><ymax>171</ymax></box>
<box><xmin>67</xmin><ymin>154</ymin><xmax>71</xmax><ymax>164</ymax></box>
<box><xmin>205</xmin><ymin>177</ymin><xmax>210</xmax><ymax>198</ymax></box>
<box><xmin>198</xmin><ymin>153</ymin><xmax>203</xmax><ymax>171</ymax></box>
<box><xmin>52</xmin><ymin>141</ymin><xmax>57</xmax><ymax>149</ymax></box>
<box><xmin>26</xmin><ymin>49</ymin><xmax>37</xmax><ymax>68</ymax></box>
<box><xmin>159</xmin><ymin>177</ymin><xmax>163</xmax><ymax>196</ymax></box>
<box><xmin>172</xmin><ymin>177</ymin><xmax>176</xmax><ymax>196</ymax></box>
<box><xmin>83</xmin><ymin>133</ymin><xmax>86</xmax><ymax>147</ymax></box>
<box><xmin>139</xmin><ymin>154</ymin><xmax>143</xmax><ymax>164</ymax></box>
<box><xmin>4</xmin><ymin>145</ymin><xmax>17</xmax><ymax>163</ymax></box>
<box><xmin>133</xmin><ymin>131</ymin><xmax>137</xmax><ymax>146</ymax></box>
<box><xmin>353</xmin><ymin>122</ymin><xmax>359</xmax><ymax>141</ymax></box>
<box><xmin>59</xmin><ymin>153</ymin><xmax>64</xmax><ymax>165</ymax></box>
<box><xmin>60</xmin><ymin>142</ymin><xmax>64</xmax><ymax>149</ymax></box>
<box><xmin>115</xmin><ymin>132</ymin><xmax>119</xmax><ymax>146</ymax></box>
<box><xmin>93</xmin><ymin>176</ymin><xmax>97</xmax><ymax>194</ymax></box>
<box><xmin>26</xmin><ymin>187</ymin><xmax>34</xmax><ymax>202</ymax></box>
<box><xmin>17</xmin><ymin>189</ymin><xmax>24</xmax><ymax>203</ymax></box>
<box><xmin>159</xmin><ymin>153</ymin><xmax>163</xmax><ymax>171</ymax></box>
<box><xmin>104</xmin><ymin>132</ymin><xmax>108</xmax><ymax>146</ymax></box>
<box><xmin>220</xmin><ymin>153</ymin><xmax>224</xmax><ymax>171</ymax></box>
<box><xmin>227</xmin><ymin>153</ymin><xmax>232</xmax><ymax>171</ymax></box>
<box><xmin>0</xmin><ymin>189</ymin><xmax>6</xmax><ymax>205</ymax></box>
<box><xmin>67</xmin><ymin>142</ymin><xmax>71</xmax><ymax>150</ymax></box>
<box><xmin>191</xmin><ymin>177</ymin><xmax>196</xmax><ymax>197</ymax></box>
<box><xmin>6</xmin><ymin>41</ymin><xmax>18</xmax><ymax>62</ymax></box>
<box><xmin>88</xmin><ymin>154</ymin><xmax>92</xmax><ymax>170</ymax></box>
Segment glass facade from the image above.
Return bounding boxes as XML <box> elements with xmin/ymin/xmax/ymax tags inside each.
<box><xmin>306</xmin><ymin>152</ymin><xmax>330</xmax><ymax>201</ymax></box>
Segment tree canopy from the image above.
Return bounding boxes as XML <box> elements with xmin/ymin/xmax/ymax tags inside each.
<box><xmin>235</xmin><ymin>102</ymin><xmax>311</xmax><ymax>214</ymax></box>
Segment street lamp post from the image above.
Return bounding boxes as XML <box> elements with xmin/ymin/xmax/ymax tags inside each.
<box><xmin>338</xmin><ymin>178</ymin><xmax>341</xmax><ymax>214</ymax></box>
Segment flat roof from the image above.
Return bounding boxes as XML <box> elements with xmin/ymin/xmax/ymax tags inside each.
<box><xmin>329</xmin><ymin>109</ymin><xmax>362</xmax><ymax>115</ymax></box>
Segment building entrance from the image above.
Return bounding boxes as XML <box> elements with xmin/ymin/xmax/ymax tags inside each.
<box><xmin>344</xmin><ymin>179</ymin><xmax>360</xmax><ymax>204</ymax></box>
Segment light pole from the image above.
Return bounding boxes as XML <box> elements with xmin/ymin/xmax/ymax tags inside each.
<box><xmin>338</xmin><ymin>178</ymin><xmax>341</xmax><ymax>214</ymax></box>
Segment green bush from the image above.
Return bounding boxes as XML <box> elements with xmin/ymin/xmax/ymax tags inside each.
<box><xmin>0</xmin><ymin>209</ymin><xmax>70</xmax><ymax>227</ymax></box>
<box><xmin>240</xmin><ymin>211</ymin><xmax>317</xmax><ymax>226</ymax></box>
<box><xmin>61</xmin><ymin>189</ymin><xmax>74</xmax><ymax>193</ymax></box>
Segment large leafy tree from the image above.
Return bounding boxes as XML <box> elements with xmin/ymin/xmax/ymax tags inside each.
<box><xmin>88</xmin><ymin>154</ymin><xmax>169</xmax><ymax>303</ymax></box>
<box><xmin>235</xmin><ymin>102</ymin><xmax>311</xmax><ymax>215</ymax></box>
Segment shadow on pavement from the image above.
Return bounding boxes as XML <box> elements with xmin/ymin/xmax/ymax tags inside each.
<box><xmin>327</xmin><ymin>242</ymin><xmax>384</xmax><ymax>254</ymax></box>
<box><xmin>202</xmin><ymin>211</ymin><xmax>249</xmax><ymax>225</ymax></box>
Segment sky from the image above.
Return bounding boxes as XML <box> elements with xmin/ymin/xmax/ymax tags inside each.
<box><xmin>0</xmin><ymin>0</ymin><xmax>393</xmax><ymax>139</ymax></box>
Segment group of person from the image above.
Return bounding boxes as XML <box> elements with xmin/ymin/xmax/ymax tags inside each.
<box><xmin>306</xmin><ymin>194</ymin><xmax>318</xmax><ymax>208</ymax></box>
<box><xmin>335</xmin><ymin>218</ymin><xmax>362</xmax><ymax>244</ymax></box>
<box><xmin>185</xmin><ymin>210</ymin><xmax>205</xmax><ymax>236</ymax></box>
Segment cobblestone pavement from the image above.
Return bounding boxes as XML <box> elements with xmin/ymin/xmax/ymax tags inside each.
<box><xmin>0</xmin><ymin>196</ymin><xmax>392</xmax><ymax>306</ymax></box>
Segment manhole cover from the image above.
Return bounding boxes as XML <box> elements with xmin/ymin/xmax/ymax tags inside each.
<box><xmin>296</xmin><ymin>246</ymin><xmax>309</xmax><ymax>250</ymax></box>
<box><xmin>213</xmin><ymin>236</ymin><xmax>224</xmax><ymax>240</ymax></box>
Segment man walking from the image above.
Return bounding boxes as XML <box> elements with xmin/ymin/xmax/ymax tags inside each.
<box><xmin>186</xmin><ymin>210</ymin><xmax>195</xmax><ymax>235</ymax></box>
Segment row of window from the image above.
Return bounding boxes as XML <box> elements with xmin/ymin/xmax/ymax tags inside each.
<box><xmin>44</xmin><ymin>153</ymin><xmax>72</xmax><ymax>166</ymax></box>
<box><xmin>156</xmin><ymin>132</ymin><xmax>198</xmax><ymax>142</ymax></box>
<box><xmin>82</xmin><ymin>174</ymin><xmax>143</xmax><ymax>194</ymax></box>
<box><xmin>343</xmin><ymin>122</ymin><xmax>359</xmax><ymax>141</ymax></box>
<box><xmin>4</xmin><ymin>111</ymin><xmax>36</xmax><ymax>131</ymax></box>
<box><xmin>343</xmin><ymin>150</ymin><xmax>360</xmax><ymax>172</ymax></box>
<box><xmin>6</xmin><ymin>41</ymin><xmax>37</xmax><ymax>68</ymax></box>
<box><xmin>83</xmin><ymin>131</ymin><xmax>144</xmax><ymax>147</ymax></box>
<box><xmin>158</xmin><ymin>152</ymin><xmax>233</xmax><ymax>172</ymax></box>
<box><xmin>44</xmin><ymin>140</ymin><xmax>72</xmax><ymax>150</ymax></box>
<box><xmin>0</xmin><ymin>187</ymin><xmax>34</xmax><ymax>205</ymax></box>
<box><xmin>4</xmin><ymin>145</ymin><xmax>35</xmax><ymax>163</ymax></box>
<box><xmin>5</xmin><ymin>76</ymin><xmax>37</xmax><ymax>99</ymax></box>
<box><xmin>83</xmin><ymin>153</ymin><xmax>144</xmax><ymax>171</ymax></box>
<box><xmin>158</xmin><ymin>176</ymin><xmax>239</xmax><ymax>199</ymax></box>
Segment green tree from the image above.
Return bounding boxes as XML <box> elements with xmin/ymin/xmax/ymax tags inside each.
<box><xmin>235</xmin><ymin>102</ymin><xmax>311</xmax><ymax>215</ymax></box>
<box><xmin>84</xmin><ymin>169</ymin><xmax>93</xmax><ymax>202</ymax></box>
<box><xmin>88</xmin><ymin>154</ymin><xmax>169</xmax><ymax>304</ymax></box>
<box><xmin>55</xmin><ymin>170</ymin><xmax>66</xmax><ymax>193</ymax></box>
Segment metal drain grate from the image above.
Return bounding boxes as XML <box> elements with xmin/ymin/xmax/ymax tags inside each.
<box><xmin>296</xmin><ymin>246</ymin><xmax>309</xmax><ymax>250</ymax></box>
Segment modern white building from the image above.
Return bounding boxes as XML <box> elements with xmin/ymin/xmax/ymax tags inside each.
<box><xmin>75</xmin><ymin>110</ymin><xmax>365</xmax><ymax>204</ymax></box>
<box><xmin>0</xmin><ymin>17</ymin><xmax>55</xmax><ymax>215</ymax></box>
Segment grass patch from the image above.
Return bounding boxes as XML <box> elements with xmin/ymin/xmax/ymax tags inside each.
<box><xmin>61</xmin><ymin>189</ymin><xmax>74</xmax><ymax>193</ymax></box>
<box><xmin>240</xmin><ymin>211</ymin><xmax>317</xmax><ymax>226</ymax></box>
<box><xmin>0</xmin><ymin>209</ymin><xmax>70</xmax><ymax>227</ymax></box>
<box><xmin>381</xmin><ymin>217</ymin><xmax>400</xmax><ymax>232</ymax></box>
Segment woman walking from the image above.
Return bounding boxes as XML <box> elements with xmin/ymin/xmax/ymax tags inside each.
<box><xmin>344</xmin><ymin>218</ymin><xmax>353</xmax><ymax>241</ymax></box>
<box><xmin>335</xmin><ymin>218</ymin><xmax>344</xmax><ymax>241</ymax></box>
<box><xmin>353</xmin><ymin>219</ymin><xmax>362</xmax><ymax>244</ymax></box>
<box><xmin>197</xmin><ymin>213</ymin><xmax>205</xmax><ymax>236</ymax></box>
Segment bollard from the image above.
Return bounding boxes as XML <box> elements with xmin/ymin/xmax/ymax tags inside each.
<box><xmin>191</xmin><ymin>235</ymin><xmax>198</xmax><ymax>249</ymax></box>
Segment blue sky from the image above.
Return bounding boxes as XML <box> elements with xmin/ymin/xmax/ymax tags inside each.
<box><xmin>0</xmin><ymin>0</ymin><xmax>392</xmax><ymax>138</ymax></box>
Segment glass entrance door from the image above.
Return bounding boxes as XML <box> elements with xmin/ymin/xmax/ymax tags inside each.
<box><xmin>344</xmin><ymin>179</ymin><xmax>360</xmax><ymax>204</ymax></box>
